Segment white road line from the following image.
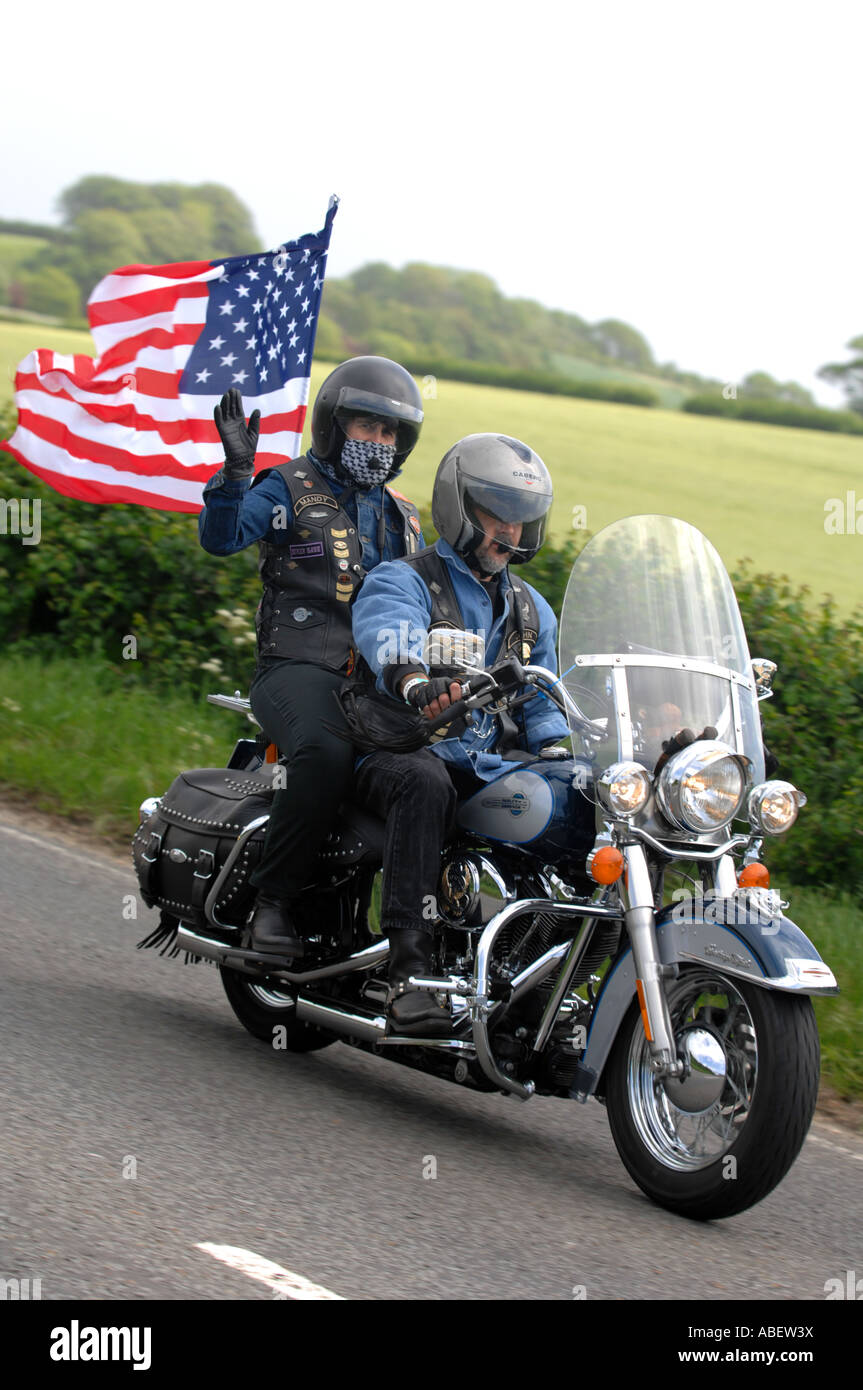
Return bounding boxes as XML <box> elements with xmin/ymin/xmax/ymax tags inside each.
<box><xmin>195</xmin><ymin>1243</ymin><xmax>345</xmax><ymax>1300</ymax></box>
<box><xmin>0</xmin><ymin>821</ymin><xmax>134</xmax><ymax>880</ymax></box>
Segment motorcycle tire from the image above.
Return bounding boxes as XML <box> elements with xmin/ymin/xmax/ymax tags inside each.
<box><xmin>219</xmin><ymin>967</ymin><xmax>337</xmax><ymax>1052</ymax></box>
<box><xmin>604</xmin><ymin>965</ymin><xmax>820</xmax><ymax>1221</ymax></box>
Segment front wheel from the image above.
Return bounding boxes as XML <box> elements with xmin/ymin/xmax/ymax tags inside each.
<box><xmin>605</xmin><ymin>967</ymin><xmax>819</xmax><ymax>1220</ymax></box>
<box><xmin>219</xmin><ymin>967</ymin><xmax>336</xmax><ymax>1052</ymax></box>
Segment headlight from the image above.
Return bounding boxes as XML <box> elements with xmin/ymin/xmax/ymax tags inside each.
<box><xmin>656</xmin><ymin>740</ymin><xmax>749</xmax><ymax>833</ymax></box>
<box><xmin>748</xmin><ymin>780</ymin><xmax>807</xmax><ymax>835</ymax></box>
<box><xmin>596</xmin><ymin>761</ymin><xmax>652</xmax><ymax>818</ymax></box>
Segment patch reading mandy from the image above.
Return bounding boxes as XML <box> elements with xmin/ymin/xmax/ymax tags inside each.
<box><xmin>294</xmin><ymin>493</ymin><xmax>338</xmax><ymax>516</ymax></box>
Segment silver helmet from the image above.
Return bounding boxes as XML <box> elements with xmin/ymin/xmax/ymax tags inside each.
<box><xmin>431</xmin><ymin>433</ymin><xmax>553</xmax><ymax>565</ymax></box>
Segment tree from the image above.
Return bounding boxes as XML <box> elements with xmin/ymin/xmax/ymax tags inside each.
<box><xmin>12</xmin><ymin>266</ymin><xmax>81</xmax><ymax>319</ymax></box>
<box><xmin>56</xmin><ymin>175</ymin><xmax>259</xmax><ymax>255</ymax></box>
<box><xmin>818</xmin><ymin>335</ymin><xmax>863</xmax><ymax>416</ymax></box>
<box><xmin>36</xmin><ymin>176</ymin><xmax>263</xmax><ymax>312</ymax></box>
<box><xmin>590</xmin><ymin>318</ymin><xmax>654</xmax><ymax>369</ymax></box>
<box><xmin>57</xmin><ymin>175</ymin><xmax>157</xmax><ymax>221</ymax></box>
<box><xmin>741</xmin><ymin>371</ymin><xmax>814</xmax><ymax>406</ymax></box>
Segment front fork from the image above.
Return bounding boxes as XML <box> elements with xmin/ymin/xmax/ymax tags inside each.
<box><xmin>622</xmin><ymin>844</ymin><xmax>740</xmax><ymax>1078</ymax></box>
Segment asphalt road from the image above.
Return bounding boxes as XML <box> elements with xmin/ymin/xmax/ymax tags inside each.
<box><xmin>1</xmin><ymin>812</ymin><xmax>861</xmax><ymax>1303</ymax></box>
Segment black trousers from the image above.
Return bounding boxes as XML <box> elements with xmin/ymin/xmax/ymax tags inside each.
<box><xmin>248</xmin><ymin>660</ymin><xmax>355</xmax><ymax>899</ymax></box>
<box><xmin>353</xmin><ymin>748</ymin><xmax>459</xmax><ymax>934</ymax></box>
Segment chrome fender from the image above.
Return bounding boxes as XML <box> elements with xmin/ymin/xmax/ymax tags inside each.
<box><xmin>570</xmin><ymin>903</ymin><xmax>837</xmax><ymax>1101</ymax></box>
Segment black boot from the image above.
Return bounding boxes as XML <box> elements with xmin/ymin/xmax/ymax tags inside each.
<box><xmin>248</xmin><ymin>893</ymin><xmax>304</xmax><ymax>958</ymax></box>
<box><xmin>387</xmin><ymin>928</ymin><xmax>451</xmax><ymax>1037</ymax></box>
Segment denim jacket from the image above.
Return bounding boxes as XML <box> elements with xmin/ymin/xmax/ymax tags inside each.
<box><xmin>198</xmin><ymin>449</ymin><xmax>422</xmax><ymax>572</ymax></box>
<box><xmin>352</xmin><ymin>538</ymin><xmax>569</xmax><ymax>781</ymax></box>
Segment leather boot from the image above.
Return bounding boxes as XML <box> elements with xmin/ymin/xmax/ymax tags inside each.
<box><xmin>248</xmin><ymin>893</ymin><xmax>304</xmax><ymax>958</ymax></box>
<box><xmin>387</xmin><ymin>928</ymin><xmax>451</xmax><ymax>1037</ymax></box>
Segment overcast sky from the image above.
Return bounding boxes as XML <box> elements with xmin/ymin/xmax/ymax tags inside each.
<box><xmin>4</xmin><ymin>0</ymin><xmax>859</xmax><ymax>404</ymax></box>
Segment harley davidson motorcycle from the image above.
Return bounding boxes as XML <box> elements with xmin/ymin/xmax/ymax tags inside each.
<box><xmin>132</xmin><ymin>515</ymin><xmax>836</xmax><ymax>1220</ymax></box>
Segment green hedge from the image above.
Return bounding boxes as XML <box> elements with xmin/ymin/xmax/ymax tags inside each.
<box><xmin>683</xmin><ymin>392</ymin><xmax>863</xmax><ymax>435</ymax></box>
<box><xmin>1</xmin><ymin>413</ymin><xmax>860</xmax><ymax>891</ymax></box>
<box><xmin>319</xmin><ymin>350</ymin><xmax>659</xmax><ymax>407</ymax></box>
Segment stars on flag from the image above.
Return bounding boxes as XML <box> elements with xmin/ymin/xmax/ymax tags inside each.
<box><xmin>181</xmin><ymin>241</ymin><xmax>328</xmax><ymax>396</ymax></box>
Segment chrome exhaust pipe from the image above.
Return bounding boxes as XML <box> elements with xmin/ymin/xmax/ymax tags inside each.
<box><xmin>175</xmin><ymin>925</ymin><xmax>235</xmax><ymax>963</ymax></box>
<box><xmin>174</xmin><ymin>926</ymin><xmax>389</xmax><ymax>981</ymax></box>
<box><xmin>295</xmin><ymin>997</ymin><xmax>386</xmax><ymax>1043</ymax></box>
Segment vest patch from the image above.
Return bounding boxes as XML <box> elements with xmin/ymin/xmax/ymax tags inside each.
<box><xmin>295</xmin><ymin>492</ymin><xmax>338</xmax><ymax>515</ymax></box>
<box><xmin>506</xmin><ymin>626</ymin><xmax>539</xmax><ymax>657</ymax></box>
<box><xmin>289</xmin><ymin>542</ymin><xmax>324</xmax><ymax>559</ymax></box>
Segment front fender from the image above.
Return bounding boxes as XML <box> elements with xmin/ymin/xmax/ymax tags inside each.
<box><xmin>571</xmin><ymin>902</ymin><xmax>837</xmax><ymax>1101</ymax></box>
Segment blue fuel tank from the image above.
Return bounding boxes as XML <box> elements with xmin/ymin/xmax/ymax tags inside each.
<box><xmin>456</xmin><ymin>756</ymin><xmax>596</xmax><ymax>865</ymax></box>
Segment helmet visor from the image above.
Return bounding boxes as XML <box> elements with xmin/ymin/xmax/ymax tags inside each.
<box><xmin>463</xmin><ymin>474</ymin><xmax>552</xmax><ymax>525</ymax></box>
<box><xmin>335</xmin><ymin>386</ymin><xmax>423</xmax><ymax>457</ymax></box>
<box><xmin>335</xmin><ymin>386</ymin><xmax>424</xmax><ymax>427</ymax></box>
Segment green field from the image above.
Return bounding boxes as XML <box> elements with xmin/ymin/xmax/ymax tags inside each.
<box><xmin>0</xmin><ymin>231</ymin><xmax>49</xmax><ymax>276</ymax></box>
<box><xmin>549</xmin><ymin>351</ymin><xmax>690</xmax><ymax>409</ymax></box>
<box><xmin>2</xmin><ymin>322</ymin><xmax>860</xmax><ymax>612</ymax></box>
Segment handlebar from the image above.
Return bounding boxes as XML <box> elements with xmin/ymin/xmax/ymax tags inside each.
<box><xmin>425</xmin><ymin>698</ymin><xmax>471</xmax><ymax>734</ymax></box>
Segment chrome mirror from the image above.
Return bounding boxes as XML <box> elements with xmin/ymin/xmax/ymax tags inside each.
<box><xmin>751</xmin><ymin>658</ymin><xmax>777</xmax><ymax>701</ymax></box>
<box><xmin>425</xmin><ymin>627</ymin><xmax>486</xmax><ymax>674</ymax></box>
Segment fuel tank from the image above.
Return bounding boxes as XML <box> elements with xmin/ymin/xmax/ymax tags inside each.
<box><xmin>456</xmin><ymin>756</ymin><xmax>596</xmax><ymax>864</ymax></box>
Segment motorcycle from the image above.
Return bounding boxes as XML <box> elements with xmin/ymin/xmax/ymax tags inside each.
<box><xmin>131</xmin><ymin>514</ymin><xmax>836</xmax><ymax>1220</ymax></box>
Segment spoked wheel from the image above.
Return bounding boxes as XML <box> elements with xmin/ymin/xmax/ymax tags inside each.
<box><xmin>219</xmin><ymin>967</ymin><xmax>336</xmax><ymax>1052</ymax></box>
<box><xmin>605</xmin><ymin>967</ymin><xmax>820</xmax><ymax>1220</ymax></box>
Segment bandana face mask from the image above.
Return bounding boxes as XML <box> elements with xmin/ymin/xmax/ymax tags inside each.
<box><xmin>339</xmin><ymin>437</ymin><xmax>396</xmax><ymax>488</ymax></box>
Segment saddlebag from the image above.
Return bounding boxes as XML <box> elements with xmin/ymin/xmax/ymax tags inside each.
<box><xmin>131</xmin><ymin>767</ymin><xmax>276</xmax><ymax>931</ymax></box>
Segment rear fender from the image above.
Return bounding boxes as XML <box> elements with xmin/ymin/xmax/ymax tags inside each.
<box><xmin>570</xmin><ymin>902</ymin><xmax>837</xmax><ymax>1101</ymax></box>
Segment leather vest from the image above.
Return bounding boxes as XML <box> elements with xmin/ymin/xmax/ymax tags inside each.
<box><xmin>253</xmin><ymin>455</ymin><xmax>422</xmax><ymax>672</ymax></box>
<box><xmin>400</xmin><ymin>546</ymin><xmax>540</xmax><ymax>664</ymax></box>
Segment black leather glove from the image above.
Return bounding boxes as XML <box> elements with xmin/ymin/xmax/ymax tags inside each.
<box><xmin>404</xmin><ymin>677</ymin><xmax>453</xmax><ymax>711</ymax></box>
<box><xmin>214</xmin><ymin>388</ymin><xmax>260</xmax><ymax>480</ymax></box>
<box><xmin>654</xmin><ymin>725</ymin><xmax>718</xmax><ymax>776</ymax></box>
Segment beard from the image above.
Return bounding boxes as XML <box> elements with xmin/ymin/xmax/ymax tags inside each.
<box><xmin>472</xmin><ymin>535</ymin><xmax>514</xmax><ymax>575</ymax></box>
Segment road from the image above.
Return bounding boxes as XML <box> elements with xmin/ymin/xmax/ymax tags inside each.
<box><xmin>1</xmin><ymin>812</ymin><xmax>861</xmax><ymax>1302</ymax></box>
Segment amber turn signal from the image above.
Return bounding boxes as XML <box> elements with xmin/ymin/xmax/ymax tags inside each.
<box><xmin>588</xmin><ymin>846</ymin><xmax>625</xmax><ymax>884</ymax></box>
<box><xmin>738</xmin><ymin>862</ymin><xmax>770</xmax><ymax>888</ymax></box>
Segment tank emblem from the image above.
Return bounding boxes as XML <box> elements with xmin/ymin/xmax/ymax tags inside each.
<box><xmin>480</xmin><ymin>791</ymin><xmax>530</xmax><ymax>817</ymax></box>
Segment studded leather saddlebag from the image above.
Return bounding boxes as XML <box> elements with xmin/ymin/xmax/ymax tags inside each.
<box><xmin>131</xmin><ymin>767</ymin><xmax>276</xmax><ymax>931</ymax></box>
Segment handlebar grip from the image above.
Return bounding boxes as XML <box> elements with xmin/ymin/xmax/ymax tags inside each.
<box><xmin>425</xmin><ymin>698</ymin><xmax>470</xmax><ymax>734</ymax></box>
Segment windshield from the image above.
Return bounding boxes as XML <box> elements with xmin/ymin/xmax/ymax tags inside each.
<box><xmin>559</xmin><ymin>515</ymin><xmax>765</xmax><ymax>783</ymax></box>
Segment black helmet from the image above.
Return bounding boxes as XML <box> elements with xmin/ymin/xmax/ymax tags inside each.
<box><xmin>311</xmin><ymin>356</ymin><xmax>424</xmax><ymax>468</ymax></box>
<box><xmin>432</xmin><ymin>433</ymin><xmax>553</xmax><ymax>565</ymax></box>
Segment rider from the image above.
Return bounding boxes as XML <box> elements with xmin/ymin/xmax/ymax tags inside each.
<box><xmin>350</xmin><ymin>433</ymin><xmax>573</xmax><ymax>1035</ymax></box>
<box><xmin>198</xmin><ymin>357</ymin><xmax>425</xmax><ymax>956</ymax></box>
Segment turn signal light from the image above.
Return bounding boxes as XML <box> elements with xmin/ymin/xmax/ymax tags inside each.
<box><xmin>588</xmin><ymin>846</ymin><xmax>625</xmax><ymax>884</ymax></box>
<box><xmin>738</xmin><ymin>862</ymin><xmax>770</xmax><ymax>888</ymax></box>
<box><xmin>265</xmin><ymin>742</ymin><xmax>279</xmax><ymax>763</ymax></box>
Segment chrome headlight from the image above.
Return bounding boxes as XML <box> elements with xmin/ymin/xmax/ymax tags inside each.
<box><xmin>748</xmin><ymin>780</ymin><xmax>807</xmax><ymax>835</ymax></box>
<box><xmin>596</xmin><ymin>761</ymin><xmax>652</xmax><ymax>818</ymax></box>
<box><xmin>656</xmin><ymin>740</ymin><xmax>750</xmax><ymax>833</ymax></box>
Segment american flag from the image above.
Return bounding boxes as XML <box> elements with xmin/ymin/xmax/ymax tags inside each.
<box><xmin>3</xmin><ymin>199</ymin><xmax>338</xmax><ymax>512</ymax></box>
